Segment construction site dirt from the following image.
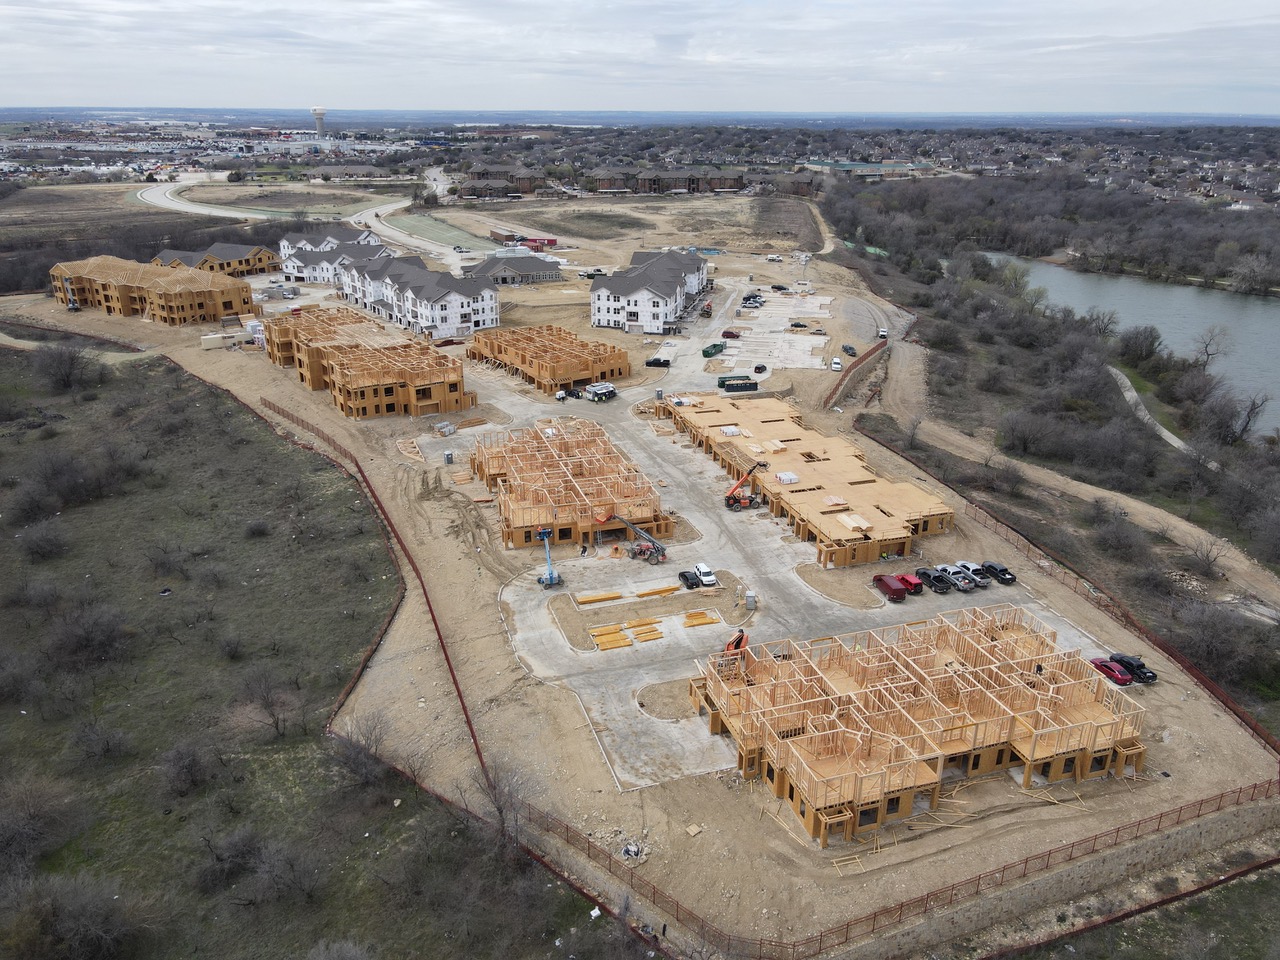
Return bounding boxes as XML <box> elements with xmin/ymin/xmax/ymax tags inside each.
<box><xmin>7</xmin><ymin>196</ymin><xmax>1280</xmax><ymax>958</ymax></box>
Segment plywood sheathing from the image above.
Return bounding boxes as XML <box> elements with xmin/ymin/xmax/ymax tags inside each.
<box><xmin>471</xmin><ymin>416</ymin><xmax>674</xmax><ymax>548</ymax></box>
<box><xmin>467</xmin><ymin>325</ymin><xmax>632</xmax><ymax>395</ymax></box>
<box><xmin>693</xmin><ymin>604</ymin><xmax>1146</xmax><ymax>846</ymax></box>
<box><xmin>261</xmin><ymin>306</ymin><xmax>476</xmax><ymax>419</ymax></box>
<box><xmin>658</xmin><ymin>394</ymin><xmax>954</xmax><ymax>567</ymax></box>
<box><xmin>49</xmin><ymin>255</ymin><xmax>258</xmax><ymax>326</ymax></box>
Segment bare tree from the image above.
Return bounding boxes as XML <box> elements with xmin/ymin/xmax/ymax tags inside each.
<box><xmin>1188</xmin><ymin>536</ymin><xmax>1229</xmax><ymax>579</ymax></box>
<box><xmin>159</xmin><ymin>741</ymin><xmax>209</xmax><ymax>797</ymax></box>
<box><xmin>32</xmin><ymin>342</ymin><xmax>104</xmax><ymax>392</ymax></box>
<box><xmin>333</xmin><ymin>710</ymin><xmax>391</xmax><ymax>786</ymax></box>
<box><xmin>243</xmin><ymin>666</ymin><xmax>289</xmax><ymax>737</ymax></box>
<box><xmin>905</xmin><ymin>415</ymin><xmax>924</xmax><ymax>449</ymax></box>
<box><xmin>4</xmin><ymin>872</ymin><xmax>138</xmax><ymax>959</ymax></box>
<box><xmin>1191</xmin><ymin>323</ymin><xmax>1231</xmax><ymax>372</ymax></box>
<box><xmin>69</xmin><ymin>719</ymin><xmax>133</xmax><ymax>761</ymax></box>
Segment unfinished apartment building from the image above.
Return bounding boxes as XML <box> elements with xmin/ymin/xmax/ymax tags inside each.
<box><xmin>261</xmin><ymin>307</ymin><xmax>475</xmax><ymax>418</ymax></box>
<box><xmin>659</xmin><ymin>395</ymin><xmax>953</xmax><ymax>565</ymax></box>
<box><xmin>50</xmin><ymin>256</ymin><xmax>257</xmax><ymax>325</ymax></box>
<box><xmin>466</xmin><ymin>325</ymin><xmax>632</xmax><ymax>396</ymax></box>
<box><xmin>471</xmin><ymin>417</ymin><xmax>673</xmax><ymax>548</ymax></box>
<box><xmin>690</xmin><ymin>604</ymin><xmax>1147</xmax><ymax>846</ymax></box>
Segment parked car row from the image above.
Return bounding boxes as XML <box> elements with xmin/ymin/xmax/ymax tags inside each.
<box><xmin>1089</xmin><ymin>654</ymin><xmax>1158</xmax><ymax>686</ymax></box>
<box><xmin>908</xmin><ymin>560</ymin><xmax>1017</xmax><ymax>595</ymax></box>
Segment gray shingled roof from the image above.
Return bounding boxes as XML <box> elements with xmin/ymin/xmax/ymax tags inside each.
<box><xmin>154</xmin><ymin>249</ymin><xmax>202</xmax><ymax>267</ymax></box>
<box><xmin>590</xmin><ymin>250</ymin><xmax>704</xmax><ymax>299</ymax></box>
<box><xmin>465</xmin><ymin>255</ymin><xmax>560</xmax><ymax>278</ymax></box>
<box><xmin>347</xmin><ymin>257</ymin><xmax>496</xmax><ymax>303</ymax></box>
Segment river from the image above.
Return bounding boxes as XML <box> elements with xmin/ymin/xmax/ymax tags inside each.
<box><xmin>987</xmin><ymin>256</ymin><xmax>1280</xmax><ymax>433</ymax></box>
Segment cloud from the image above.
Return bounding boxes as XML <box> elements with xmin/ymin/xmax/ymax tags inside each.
<box><xmin>1</xmin><ymin>0</ymin><xmax>1278</xmax><ymax>113</ymax></box>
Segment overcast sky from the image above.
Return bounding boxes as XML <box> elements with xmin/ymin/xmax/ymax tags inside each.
<box><xmin>3</xmin><ymin>0</ymin><xmax>1278</xmax><ymax>115</ymax></box>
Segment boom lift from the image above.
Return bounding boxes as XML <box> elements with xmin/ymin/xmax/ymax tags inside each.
<box><xmin>607</xmin><ymin>514</ymin><xmax>667</xmax><ymax>564</ymax></box>
<box><xmin>535</xmin><ymin>527</ymin><xmax>563</xmax><ymax>588</ymax></box>
<box><xmin>724</xmin><ymin>461</ymin><xmax>769</xmax><ymax>511</ymax></box>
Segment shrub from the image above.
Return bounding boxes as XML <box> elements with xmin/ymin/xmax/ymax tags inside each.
<box><xmin>245</xmin><ymin>519</ymin><xmax>271</xmax><ymax>539</ymax></box>
<box><xmin>159</xmin><ymin>741</ymin><xmax>210</xmax><ymax>797</ymax></box>
<box><xmin>19</xmin><ymin>519</ymin><xmax>70</xmax><ymax>562</ymax></box>
<box><xmin>0</xmin><ymin>872</ymin><xmax>137</xmax><ymax>960</ymax></box>
<box><xmin>46</xmin><ymin>602</ymin><xmax>129</xmax><ymax>669</ymax></box>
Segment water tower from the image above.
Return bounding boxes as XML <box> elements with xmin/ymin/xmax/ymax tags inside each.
<box><xmin>310</xmin><ymin>106</ymin><xmax>327</xmax><ymax>139</ymax></box>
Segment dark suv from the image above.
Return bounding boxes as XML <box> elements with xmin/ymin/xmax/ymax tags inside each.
<box><xmin>915</xmin><ymin>567</ymin><xmax>952</xmax><ymax>594</ymax></box>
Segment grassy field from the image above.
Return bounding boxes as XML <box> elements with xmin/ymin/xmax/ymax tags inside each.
<box><xmin>0</xmin><ymin>183</ymin><xmax>222</xmax><ymax>248</ymax></box>
<box><xmin>180</xmin><ymin>183</ymin><xmax>396</xmax><ymax>217</ymax></box>
<box><xmin>513</xmin><ymin>208</ymin><xmax>658</xmax><ymax>240</ymax></box>
<box><xmin>0</xmin><ymin>343</ymin><xmax>647</xmax><ymax>959</ymax></box>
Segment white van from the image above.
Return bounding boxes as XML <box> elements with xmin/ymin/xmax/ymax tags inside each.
<box><xmin>693</xmin><ymin>563</ymin><xmax>718</xmax><ymax>587</ymax></box>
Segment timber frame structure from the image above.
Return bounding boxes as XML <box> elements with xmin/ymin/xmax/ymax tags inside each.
<box><xmin>690</xmin><ymin>604</ymin><xmax>1147</xmax><ymax>846</ymax></box>
<box><xmin>658</xmin><ymin>394</ymin><xmax>953</xmax><ymax>566</ymax></box>
<box><xmin>466</xmin><ymin>325</ymin><xmax>632</xmax><ymax>396</ymax></box>
<box><xmin>261</xmin><ymin>306</ymin><xmax>476</xmax><ymax>419</ymax></box>
<box><xmin>471</xmin><ymin>416</ymin><xmax>673</xmax><ymax>548</ymax></box>
<box><xmin>49</xmin><ymin>256</ymin><xmax>257</xmax><ymax>326</ymax></box>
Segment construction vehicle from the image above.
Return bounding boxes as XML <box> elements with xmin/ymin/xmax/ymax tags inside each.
<box><xmin>607</xmin><ymin>514</ymin><xmax>667</xmax><ymax>564</ymax></box>
<box><xmin>535</xmin><ymin>527</ymin><xmax>563</xmax><ymax>588</ymax></box>
<box><xmin>725</xmin><ymin>629</ymin><xmax>749</xmax><ymax>654</ymax></box>
<box><xmin>724</xmin><ymin>461</ymin><xmax>769</xmax><ymax>512</ymax></box>
<box><xmin>699</xmin><ymin>300</ymin><xmax>712</xmax><ymax>318</ymax></box>
<box><xmin>62</xmin><ymin>277</ymin><xmax>80</xmax><ymax>312</ymax></box>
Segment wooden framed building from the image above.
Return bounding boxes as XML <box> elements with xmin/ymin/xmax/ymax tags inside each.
<box><xmin>50</xmin><ymin>256</ymin><xmax>257</xmax><ymax>326</ymax></box>
<box><xmin>690</xmin><ymin>604</ymin><xmax>1147</xmax><ymax>846</ymax></box>
<box><xmin>658</xmin><ymin>394</ymin><xmax>953</xmax><ymax>566</ymax></box>
<box><xmin>261</xmin><ymin>306</ymin><xmax>475</xmax><ymax>419</ymax></box>
<box><xmin>471</xmin><ymin>417</ymin><xmax>673</xmax><ymax>548</ymax></box>
<box><xmin>151</xmin><ymin>243</ymin><xmax>280</xmax><ymax>277</ymax></box>
<box><xmin>466</xmin><ymin>325</ymin><xmax>632</xmax><ymax>395</ymax></box>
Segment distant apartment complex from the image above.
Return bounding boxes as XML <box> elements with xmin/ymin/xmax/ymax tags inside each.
<box><xmin>337</xmin><ymin>256</ymin><xmax>500</xmax><ymax>340</ymax></box>
<box><xmin>589</xmin><ymin>250</ymin><xmax>708</xmax><ymax>334</ymax></box>
<box><xmin>50</xmin><ymin>256</ymin><xmax>257</xmax><ymax>325</ymax></box>
<box><xmin>580</xmin><ymin>166</ymin><xmax>745</xmax><ymax>194</ymax></box>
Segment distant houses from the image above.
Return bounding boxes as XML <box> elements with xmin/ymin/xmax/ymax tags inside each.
<box><xmin>589</xmin><ymin>250</ymin><xmax>707</xmax><ymax>334</ymax></box>
<box><xmin>579</xmin><ymin>166</ymin><xmax>744</xmax><ymax>194</ymax></box>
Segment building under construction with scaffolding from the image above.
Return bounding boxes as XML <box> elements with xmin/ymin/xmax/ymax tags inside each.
<box><xmin>49</xmin><ymin>256</ymin><xmax>257</xmax><ymax>325</ymax></box>
<box><xmin>466</xmin><ymin>325</ymin><xmax>632</xmax><ymax>396</ymax></box>
<box><xmin>690</xmin><ymin>604</ymin><xmax>1147</xmax><ymax>846</ymax></box>
<box><xmin>262</xmin><ymin>306</ymin><xmax>475</xmax><ymax>419</ymax></box>
<box><xmin>658</xmin><ymin>394</ymin><xmax>953</xmax><ymax>566</ymax></box>
<box><xmin>471</xmin><ymin>417</ymin><xmax>674</xmax><ymax>548</ymax></box>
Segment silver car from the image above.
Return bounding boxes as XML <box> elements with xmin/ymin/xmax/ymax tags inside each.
<box><xmin>954</xmin><ymin>561</ymin><xmax>992</xmax><ymax>588</ymax></box>
<box><xmin>935</xmin><ymin>564</ymin><xmax>976</xmax><ymax>592</ymax></box>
